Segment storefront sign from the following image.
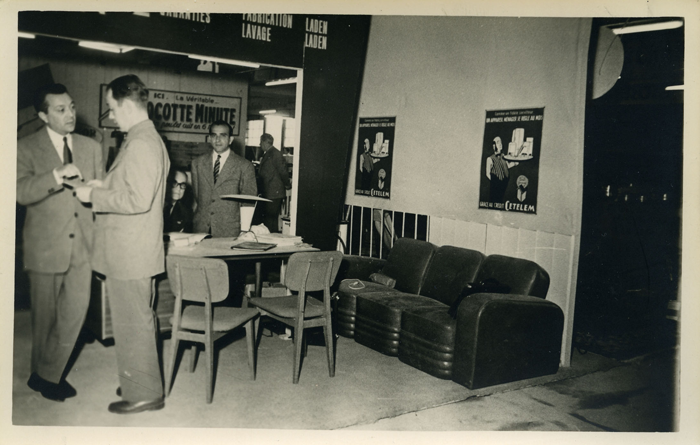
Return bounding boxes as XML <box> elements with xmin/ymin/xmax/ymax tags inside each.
<box><xmin>478</xmin><ymin>108</ymin><xmax>544</xmax><ymax>214</ymax></box>
<box><xmin>355</xmin><ymin>117</ymin><xmax>396</xmax><ymax>199</ymax></box>
<box><xmin>99</xmin><ymin>85</ymin><xmax>241</xmax><ymax>135</ymax></box>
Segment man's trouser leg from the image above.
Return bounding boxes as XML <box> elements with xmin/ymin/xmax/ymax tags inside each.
<box><xmin>105</xmin><ymin>276</ymin><xmax>163</xmax><ymax>402</ymax></box>
<box><xmin>29</xmin><ymin>230</ymin><xmax>91</xmax><ymax>383</ymax></box>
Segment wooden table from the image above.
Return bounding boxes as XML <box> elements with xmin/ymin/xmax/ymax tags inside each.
<box><xmin>167</xmin><ymin>237</ymin><xmax>318</xmax><ymax>299</ymax></box>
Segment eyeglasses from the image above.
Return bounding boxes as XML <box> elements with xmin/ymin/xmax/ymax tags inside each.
<box><xmin>171</xmin><ymin>182</ymin><xmax>187</xmax><ymax>190</ymax></box>
<box><xmin>208</xmin><ymin>134</ymin><xmax>230</xmax><ymax>141</ymax></box>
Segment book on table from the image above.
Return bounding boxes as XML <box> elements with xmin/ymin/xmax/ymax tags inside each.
<box><xmin>254</xmin><ymin>233</ymin><xmax>303</xmax><ymax>246</ymax></box>
<box><xmin>231</xmin><ymin>241</ymin><xmax>277</xmax><ymax>251</ymax></box>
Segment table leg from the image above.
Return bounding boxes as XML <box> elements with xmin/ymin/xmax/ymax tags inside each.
<box><xmin>255</xmin><ymin>261</ymin><xmax>262</xmax><ymax>299</ymax></box>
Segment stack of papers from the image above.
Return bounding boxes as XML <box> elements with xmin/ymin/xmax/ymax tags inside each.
<box><xmin>167</xmin><ymin>232</ymin><xmax>210</xmax><ymax>247</ymax></box>
<box><xmin>255</xmin><ymin>233</ymin><xmax>303</xmax><ymax>246</ymax></box>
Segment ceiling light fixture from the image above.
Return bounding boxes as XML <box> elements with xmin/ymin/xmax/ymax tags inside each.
<box><xmin>259</xmin><ymin>109</ymin><xmax>277</xmax><ymax>115</ymax></box>
<box><xmin>265</xmin><ymin>77</ymin><xmax>298</xmax><ymax>87</ymax></box>
<box><xmin>665</xmin><ymin>85</ymin><xmax>684</xmax><ymax>91</ymax></box>
<box><xmin>79</xmin><ymin>41</ymin><xmax>135</xmax><ymax>53</ymax></box>
<box><xmin>188</xmin><ymin>54</ymin><xmax>260</xmax><ymax>69</ymax></box>
<box><xmin>18</xmin><ymin>32</ymin><xmax>35</xmax><ymax>39</ymax></box>
<box><xmin>609</xmin><ymin>19</ymin><xmax>683</xmax><ymax>35</ymax></box>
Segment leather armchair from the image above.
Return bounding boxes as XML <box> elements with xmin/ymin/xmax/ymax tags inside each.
<box><xmin>335</xmin><ymin>238</ymin><xmax>436</xmax><ymax>338</ymax></box>
<box><xmin>354</xmin><ymin>245</ymin><xmax>483</xmax><ymax>356</ymax></box>
<box><xmin>399</xmin><ymin>254</ymin><xmax>563</xmax><ymax>387</ymax></box>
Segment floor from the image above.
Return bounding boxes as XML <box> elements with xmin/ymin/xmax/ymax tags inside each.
<box><xmin>8</xmin><ymin>308</ymin><xmax>689</xmax><ymax>445</ymax></box>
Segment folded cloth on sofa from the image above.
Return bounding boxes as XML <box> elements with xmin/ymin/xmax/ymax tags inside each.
<box><xmin>369</xmin><ymin>273</ymin><xmax>396</xmax><ymax>288</ymax></box>
<box><xmin>447</xmin><ymin>278</ymin><xmax>510</xmax><ymax>318</ymax></box>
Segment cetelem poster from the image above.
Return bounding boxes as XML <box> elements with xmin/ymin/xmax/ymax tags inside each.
<box><xmin>355</xmin><ymin>117</ymin><xmax>395</xmax><ymax>199</ymax></box>
<box><xmin>478</xmin><ymin>108</ymin><xmax>544</xmax><ymax>214</ymax></box>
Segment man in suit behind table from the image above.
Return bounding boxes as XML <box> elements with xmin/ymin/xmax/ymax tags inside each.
<box><xmin>75</xmin><ymin>75</ymin><xmax>169</xmax><ymax>414</ymax></box>
<box><xmin>257</xmin><ymin>133</ymin><xmax>291</xmax><ymax>233</ymax></box>
<box><xmin>17</xmin><ymin>83</ymin><xmax>103</xmax><ymax>402</ymax></box>
<box><xmin>191</xmin><ymin>119</ymin><xmax>257</xmax><ymax>238</ymax></box>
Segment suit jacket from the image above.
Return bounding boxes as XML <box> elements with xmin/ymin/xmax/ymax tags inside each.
<box><xmin>258</xmin><ymin>146</ymin><xmax>291</xmax><ymax>200</ymax></box>
<box><xmin>164</xmin><ymin>199</ymin><xmax>193</xmax><ymax>233</ymax></box>
<box><xmin>191</xmin><ymin>149</ymin><xmax>257</xmax><ymax>237</ymax></box>
<box><xmin>91</xmin><ymin>120</ymin><xmax>170</xmax><ymax>280</ymax></box>
<box><xmin>17</xmin><ymin>126</ymin><xmax>104</xmax><ymax>273</ymax></box>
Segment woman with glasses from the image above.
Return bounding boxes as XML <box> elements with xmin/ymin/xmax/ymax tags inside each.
<box><xmin>163</xmin><ymin>167</ymin><xmax>193</xmax><ymax>233</ymax></box>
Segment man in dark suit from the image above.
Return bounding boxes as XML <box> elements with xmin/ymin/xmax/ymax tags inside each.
<box><xmin>257</xmin><ymin>133</ymin><xmax>291</xmax><ymax>233</ymax></box>
<box><xmin>17</xmin><ymin>83</ymin><xmax>104</xmax><ymax>402</ymax></box>
<box><xmin>191</xmin><ymin>120</ymin><xmax>257</xmax><ymax>238</ymax></box>
<box><xmin>75</xmin><ymin>75</ymin><xmax>169</xmax><ymax>414</ymax></box>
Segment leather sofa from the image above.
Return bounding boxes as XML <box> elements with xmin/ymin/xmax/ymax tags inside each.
<box><xmin>336</xmin><ymin>238</ymin><xmax>565</xmax><ymax>389</ymax></box>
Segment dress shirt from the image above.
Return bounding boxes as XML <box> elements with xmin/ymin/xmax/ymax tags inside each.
<box><xmin>212</xmin><ymin>148</ymin><xmax>231</xmax><ymax>170</ymax></box>
<box><xmin>47</xmin><ymin>126</ymin><xmax>73</xmax><ymax>184</ymax></box>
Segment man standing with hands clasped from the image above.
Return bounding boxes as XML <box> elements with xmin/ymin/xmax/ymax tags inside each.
<box><xmin>75</xmin><ymin>75</ymin><xmax>169</xmax><ymax>414</ymax></box>
<box><xmin>17</xmin><ymin>83</ymin><xmax>103</xmax><ymax>402</ymax></box>
<box><xmin>257</xmin><ymin>133</ymin><xmax>291</xmax><ymax>233</ymax></box>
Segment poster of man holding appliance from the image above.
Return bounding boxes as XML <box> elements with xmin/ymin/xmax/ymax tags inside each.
<box><xmin>478</xmin><ymin>107</ymin><xmax>544</xmax><ymax>214</ymax></box>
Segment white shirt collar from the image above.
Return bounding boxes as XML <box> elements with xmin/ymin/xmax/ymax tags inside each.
<box><xmin>45</xmin><ymin>126</ymin><xmax>72</xmax><ymax>162</ymax></box>
<box><xmin>212</xmin><ymin>148</ymin><xmax>231</xmax><ymax>167</ymax></box>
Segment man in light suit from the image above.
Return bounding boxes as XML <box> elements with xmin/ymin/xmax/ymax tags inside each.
<box><xmin>191</xmin><ymin>119</ymin><xmax>257</xmax><ymax>238</ymax></box>
<box><xmin>17</xmin><ymin>83</ymin><xmax>103</xmax><ymax>402</ymax></box>
<box><xmin>75</xmin><ymin>75</ymin><xmax>169</xmax><ymax>414</ymax></box>
<box><xmin>257</xmin><ymin>133</ymin><xmax>291</xmax><ymax>233</ymax></box>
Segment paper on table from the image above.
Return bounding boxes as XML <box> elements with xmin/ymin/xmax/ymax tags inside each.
<box><xmin>167</xmin><ymin>232</ymin><xmax>210</xmax><ymax>247</ymax></box>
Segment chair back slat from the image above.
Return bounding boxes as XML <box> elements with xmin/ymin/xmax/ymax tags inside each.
<box><xmin>166</xmin><ymin>255</ymin><xmax>230</xmax><ymax>303</ymax></box>
<box><xmin>285</xmin><ymin>251</ymin><xmax>344</xmax><ymax>293</ymax></box>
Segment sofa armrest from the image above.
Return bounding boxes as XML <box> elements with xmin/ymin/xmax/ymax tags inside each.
<box><xmin>334</xmin><ymin>255</ymin><xmax>387</xmax><ymax>288</ymax></box>
<box><xmin>452</xmin><ymin>293</ymin><xmax>564</xmax><ymax>389</ymax></box>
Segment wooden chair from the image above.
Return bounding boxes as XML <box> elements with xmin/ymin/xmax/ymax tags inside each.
<box><xmin>248</xmin><ymin>251</ymin><xmax>343</xmax><ymax>384</ymax></box>
<box><xmin>165</xmin><ymin>255</ymin><xmax>259</xmax><ymax>403</ymax></box>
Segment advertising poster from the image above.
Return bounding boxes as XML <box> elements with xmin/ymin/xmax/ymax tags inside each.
<box><xmin>99</xmin><ymin>85</ymin><xmax>242</xmax><ymax>135</ymax></box>
<box><xmin>478</xmin><ymin>108</ymin><xmax>544</xmax><ymax>214</ymax></box>
<box><xmin>355</xmin><ymin>117</ymin><xmax>395</xmax><ymax>199</ymax></box>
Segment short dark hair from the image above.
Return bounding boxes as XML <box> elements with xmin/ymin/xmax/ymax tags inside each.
<box><xmin>107</xmin><ymin>75</ymin><xmax>149</xmax><ymax>109</ymax></box>
<box><xmin>261</xmin><ymin>133</ymin><xmax>274</xmax><ymax>144</ymax></box>
<box><xmin>209</xmin><ymin>120</ymin><xmax>232</xmax><ymax>137</ymax></box>
<box><xmin>33</xmin><ymin>83</ymin><xmax>69</xmax><ymax>114</ymax></box>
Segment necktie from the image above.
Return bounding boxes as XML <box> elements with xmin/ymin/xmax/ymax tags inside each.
<box><xmin>63</xmin><ymin>137</ymin><xmax>72</xmax><ymax>164</ymax></box>
<box><xmin>213</xmin><ymin>154</ymin><xmax>221</xmax><ymax>183</ymax></box>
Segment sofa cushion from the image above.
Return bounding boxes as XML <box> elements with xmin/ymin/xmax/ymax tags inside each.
<box><xmin>419</xmin><ymin>246</ymin><xmax>484</xmax><ymax>305</ymax></box>
<box><xmin>335</xmin><ymin>279</ymin><xmax>397</xmax><ymax>338</ymax></box>
<box><xmin>398</xmin><ymin>304</ymin><xmax>457</xmax><ymax>379</ymax></box>
<box><xmin>355</xmin><ymin>292</ymin><xmax>445</xmax><ymax>356</ymax></box>
<box><xmin>475</xmin><ymin>254</ymin><xmax>550</xmax><ymax>298</ymax></box>
<box><xmin>381</xmin><ymin>238</ymin><xmax>437</xmax><ymax>294</ymax></box>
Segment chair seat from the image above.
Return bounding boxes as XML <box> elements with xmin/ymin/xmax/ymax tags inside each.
<box><xmin>249</xmin><ymin>296</ymin><xmax>326</xmax><ymax>319</ymax></box>
<box><xmin>175</xmin><ymin>306</ymin><xmax>259</xmax><ymax>332</ymax></box>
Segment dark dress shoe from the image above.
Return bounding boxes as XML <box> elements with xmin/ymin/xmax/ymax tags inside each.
<box><xmin>27</xmin><ymin>373</ymin><xmax>76</xmax><ymax>402</ymax></box>
<box><xmin>108</xmin><ymin>398</ymin><xmax>164</xmax><ymax>414</ymax></box>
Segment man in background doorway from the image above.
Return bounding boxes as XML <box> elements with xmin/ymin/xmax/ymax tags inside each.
<box><xmin>17</xmin><ymin>83</ymin><xmax>103</xmax><ymax>402</ymax></box>
<box><xmin>75</xmin><ymin>74</ymin><xmax>168</xmax><ymax>414</ymax></box>
<box><xmin>257</xmin><ymin>133</ymin><xmax>291</xmax><ymax>233</ymax></box>
<box><xmin>191</xmin><ymin>120</ymin><xmax>257</xmax><ymax>238</ymax></box>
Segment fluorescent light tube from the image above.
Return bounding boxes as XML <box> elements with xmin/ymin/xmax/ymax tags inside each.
<box><xmin>79</xmin><ymin>41</ymin><xmax>134</xmax><ymax>53</ymax></box>
<box><xmin>265</xmin><ymin>78</ymin><xmax>298</xmax><ymax>86</ymax></box>
<box><xmin>259</xmin><ymin>109</ymin><xmax>277</xmax><ymax>115</ymax></box>
<box><xmin>189</xmin><ymin>54</ymin><xmax>260</xmax><ymax>68</ymax></box>
<box><xmin>610</xmin><ymin>20</ymin><xmax>683</xmax><ymax>35</ymax></box>
<box><xmin>18</xmin><ymin>32</ymin><xmax>35</xmax><ymax>39</ymax></box>
<box><xmin>665</xmin><ymin>85</ymin><xmax>684</xmax><ymax>91</ymax></box>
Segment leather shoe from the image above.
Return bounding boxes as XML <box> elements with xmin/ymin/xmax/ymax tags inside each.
<box><xmin>27</xmin><ymin>373</ymin><xmax>76</xmax><ymax>402</ymax></box>
<box><xmin>108</xmin><ymin>398</ymin><xmax>164</xmax><ymax>414</ymax></box>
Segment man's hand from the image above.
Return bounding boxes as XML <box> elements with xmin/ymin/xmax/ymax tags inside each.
<box><xmin>56</xmin><ymin>164</ymin><xmax>83</xmax><ymax>181</ymax></box>
<box><xmin>75</xmin><ymin>186</ymin><xmax>93</xmax><ymax>203</ymax></box>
